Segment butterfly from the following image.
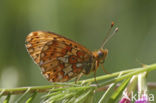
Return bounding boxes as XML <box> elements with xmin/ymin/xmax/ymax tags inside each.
<box><xmin>25</xmin><ymin>22</ymin><xmax>118</xmax><ymax>82</ymax></box>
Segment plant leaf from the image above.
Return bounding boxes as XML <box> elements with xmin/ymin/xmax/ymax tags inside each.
<box><xmin>108</xmin><ymin>77</ymin><xmax>131</xmax><ymax>103</ymax></box>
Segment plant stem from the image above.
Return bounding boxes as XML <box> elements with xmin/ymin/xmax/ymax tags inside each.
<box><xmin>79</xmin><ymin>68</ymin><xmax>140</xmax><ymax>83</ymax></box>
<box><xmin>0</xmin><ymin>63</ymin><xmax>156</xmax><ymax>96</ymax></box>
<box><xmin>0</xmin><ymin>85</ymin><xmax>52</xmax><ymax>96</ymax></box>
<box><xmin>98</xmin><ymin>63</ymin><xmax>156</xmax><ymax>87</ymax></box>
<box><xmin>0</xmin><ymin>83</ymin><xmax>156</xmax><ymax>96</ymax></box>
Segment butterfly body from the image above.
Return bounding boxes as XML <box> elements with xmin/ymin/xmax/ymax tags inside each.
<box><xmin>26</xmin><ymin>31</ymin><xmax>108</xmax><ymax>82</ymax></box>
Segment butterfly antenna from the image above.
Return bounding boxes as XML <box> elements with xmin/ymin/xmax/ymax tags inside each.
<box><xmin>101</xmin><ymin>22</ymin><xmax>118</xmax><ymax>49</ymax></box>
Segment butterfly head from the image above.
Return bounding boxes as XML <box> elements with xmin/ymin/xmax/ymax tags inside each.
<box><xmin>93</xmin><ymin>49</ymin><xmax>108</xmax><ymax>64</ymax></box>
<box><xmin>94</xmin><ymin>22</ymin><xmax>118</xmax><ymax>64</ymax></box>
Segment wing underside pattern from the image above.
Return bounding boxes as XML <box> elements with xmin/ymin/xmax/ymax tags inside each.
<box><xmin>26</xmin><ymin>31</ymin><xmax>94</xmax><ymax>82</ymax></box>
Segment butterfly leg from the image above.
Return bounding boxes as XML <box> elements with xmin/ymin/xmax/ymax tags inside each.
<box><xmin>101</xmin><ymin>64</ymin><xmax>110</xmax><ymax>74</ymax></box>
<box><xmin>75</xmin><ymin>73</ymin><xmax>83</xmax><ymax>84</ymax></box>
<box><xmin>94</xmin><ymin>70</ymin><xmax>98</xmax><ymax>84</ymax></box>
<box><xmin>94</xmin><ymin>69</ymin><xmax>101</xmax><ymax>87</ymax></box>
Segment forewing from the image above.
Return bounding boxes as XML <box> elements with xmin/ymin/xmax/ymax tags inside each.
<box><xmin>25</xmin><ymin>31</ymin><xmax>58</xmax><ymax>64</ymax></box>
<box><xmin>39</xmin><ymin>32</ymin><xmax>93</xmax><ymax>82</ymax></box>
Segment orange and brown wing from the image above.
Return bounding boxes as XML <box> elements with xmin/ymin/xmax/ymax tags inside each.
<box><xmin>39</xmin><ymin>32</ymin><xmax>94</xmax><ymax>82</ymax></box>
<box><xmin>25</xmin><ymin>31</ymin><xmax>59</xmax><ymax>64</ymax></box>
<box><xmin>26</xmin><ymin>31</ymin><xmax>94</xmax><ymax>82</ymax></box>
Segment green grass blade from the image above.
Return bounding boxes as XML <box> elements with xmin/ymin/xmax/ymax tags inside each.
<box><xmin>108</xmin><ymin>77</ymin><xmax>131</xmax><ymax>103</ymax></box>
<box><xmin>25</xmin><ymin>92</ymin><xmax>37</xmax><ymax>103</ymax></box>
<box><xmin>3</xmin><ymin>94</ymin><xmax>11</xmax><ymax>103</ymax></box>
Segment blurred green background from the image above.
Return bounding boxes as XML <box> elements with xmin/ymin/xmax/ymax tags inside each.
<box><xmin>0</xmin><ymin>0</ymin><xmax>156</xmax><ymax>102</ymax></box>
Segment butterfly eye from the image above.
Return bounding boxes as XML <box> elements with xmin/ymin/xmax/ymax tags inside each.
<box><xmin>97</xmin><ymin>51</ymin><xmax>104</xmax><ymax>59</ymax></box>
<box><xmin>97</xmin><ymin>51</ymin><xmax>106</xmax><ymax>64</ymax></box>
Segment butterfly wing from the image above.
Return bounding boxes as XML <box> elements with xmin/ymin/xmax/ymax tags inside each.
<box><xmin>26</xmin><ymin>31</ymin><xmax>95</xmax><ymax>82</ymax></box>
<box><xmin>25</xmin><ymin>31</ymin><xmax>58</xmax><ymax>64</ymax></box>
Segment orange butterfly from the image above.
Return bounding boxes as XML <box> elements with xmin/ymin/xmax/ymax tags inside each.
<box><xmin>25</xmin><ymin>22</ymin><xmax>118</xmax><ymax>82</ymax></box>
